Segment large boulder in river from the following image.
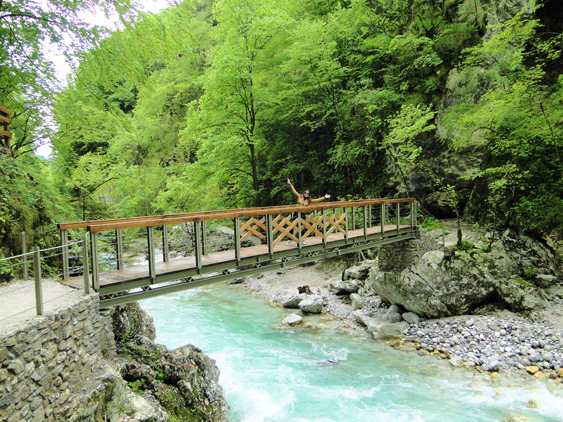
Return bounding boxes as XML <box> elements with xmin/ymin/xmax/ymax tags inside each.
<box><xmin>369</xmin><ymin>241</ymin><xmax>518</xmax><ymax>318</ymax></box>
<box><xmin>299</xmin><ymin>295</ymin><xmax>324</xmax><ymax>313</ymax></box>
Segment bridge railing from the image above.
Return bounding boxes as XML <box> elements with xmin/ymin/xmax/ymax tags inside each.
<box><xmin>57</xmin><ymin>198</ymin><xmax>417</xmax><ymax>290</ymax></box>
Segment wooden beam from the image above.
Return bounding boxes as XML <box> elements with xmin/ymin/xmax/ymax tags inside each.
<box><xmin>0</xmin><ymin>115</ymin><xmax>10</xmax><ymax>125</ymax></box>
<box><xmin>0</xmin><ymin>129</ymin><xmax>12</xmax><ymax>138</ymax></box>
<box><xmin>0</xmin><ymin>106</ymin><xmax>10</xmax><ymax>115</ymax></box>
<box><xmin>83</xmin><ymin>198</ymin><xmax>416</xmax><ymax>233</ymax></box>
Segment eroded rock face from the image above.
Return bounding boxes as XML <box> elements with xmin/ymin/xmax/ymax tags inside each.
<box><xmin>497</xmin><ymin>277</ymin><xmax>547</xmax><ymax>313</ymax></box>
<box><xmin>110</xmin><ymin>303</ymin><xmax>230</xmax><ymax>422</ymax></box>
<box><xmin>370</xmin><ymin>241</ymin><xmax>519</xmax><ymax>318</ymax></box>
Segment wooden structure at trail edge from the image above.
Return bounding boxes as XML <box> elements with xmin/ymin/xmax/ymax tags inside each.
<box><xmin>0</xmin><ymin>106</ymin><xmax>12</xmax><ymax>149</ymax></box>
<box><xmin>58</xmin><ymin>198</ymin><xmax>419</xmax><ymax>308</ymax></box>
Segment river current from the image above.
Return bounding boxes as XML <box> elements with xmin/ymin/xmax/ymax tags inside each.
<box><xmin>139</xmin><ymin>283</ymin><xmax>563</xmax><ymax>422</ymax></box>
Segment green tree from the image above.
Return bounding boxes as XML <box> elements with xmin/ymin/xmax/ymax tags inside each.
<box><xmin>1</xmin><ymin>0</ymin><xmax>139</xmax><ymax>155</ymax></box>
<box><xmin>443</xmin><ymin>12</ymin><xmax>563</xmax><ymax>233</ymax></box>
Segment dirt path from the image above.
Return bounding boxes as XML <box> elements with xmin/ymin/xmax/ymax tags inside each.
<box><xmin>0</xmin><ymin>279</ymin><xmax>87</xmax><ymax>335</ymax></box>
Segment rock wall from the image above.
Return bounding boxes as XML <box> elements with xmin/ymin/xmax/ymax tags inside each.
<box><xmin>378</xmin><ymin>234</ymin><xmax>439</xmax><ymax>273</ymax></box>
<box><xmin>0</xmin><ymin>294</ymin><xmax>117</xmax><ymax>421</ymax></box>
<box><xmin>0</xmin><ymin>295</ymin><xmax>230</xmax><ymax>422</ymax></box>
<box><xmin>372</xmin><ymin>229</ymin><xmax>561</xmax><ymax>319</ymax></box>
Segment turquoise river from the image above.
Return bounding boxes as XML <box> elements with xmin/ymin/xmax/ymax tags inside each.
<box><xmin>139</xmin><ymin>283</ymin><xmax>563</xmax><ymax>422</ymax></box>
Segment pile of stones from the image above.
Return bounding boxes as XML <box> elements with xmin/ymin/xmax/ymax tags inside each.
<box><xmin>403</xmin><ymin>314</ymin><xmax>563</xmax><ymax>378</ymax></box>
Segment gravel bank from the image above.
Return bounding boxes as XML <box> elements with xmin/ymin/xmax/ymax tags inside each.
<box><xmin>238</xmin><ymin>257</ymin><xmax>563</xmax><ymax>381</ymax></box>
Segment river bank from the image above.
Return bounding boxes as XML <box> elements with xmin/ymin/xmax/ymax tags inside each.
<box><xmin>235</xmin><ymin>246</ymin><xmax>563</xmax><ymax>387</ymax></box>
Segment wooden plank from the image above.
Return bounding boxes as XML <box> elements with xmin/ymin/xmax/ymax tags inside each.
<box><xmin>0</xmin><ymin>106</ymin><xmax>10</xmax><ymax>115</ymax></box>
<box><xmin>0</xmin><ymin>129</ymin><xmax>12</xmax><ymax>138</ymax></box>
<box><xmin>0</xmin><ymin>115</ymin><xmax>10</xmax><ymax>125</ymax></box>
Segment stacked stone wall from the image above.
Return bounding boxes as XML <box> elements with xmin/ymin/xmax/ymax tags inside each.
<box><xmin>0</xmin><ymin>294</ymin><xmax>116</xmax><ymax>421</ymax></box>
<box><xmin>378</xmin><ymin>231</ymin><xmax>439</xmax><ymax>272</ymax></box>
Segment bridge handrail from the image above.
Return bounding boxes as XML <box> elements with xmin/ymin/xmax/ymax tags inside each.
<box><xmin>58</xmin><ymin>198</ymin><xmax>413</xmax><ymax>231</ymax></box>
<box><xmin>80</xmin><ymin>198</ymin><xmax>415</xmax><ymax>233</ymax></box>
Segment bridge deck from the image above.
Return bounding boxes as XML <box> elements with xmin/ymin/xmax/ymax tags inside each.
<box><xmin>60</xmin><ymin>224</ymin><xmax>406</xmax><ymax>290</ymax></box>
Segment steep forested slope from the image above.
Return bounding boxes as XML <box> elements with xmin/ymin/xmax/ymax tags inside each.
<box><xmin>1</xmin><ymin>0</ymin><xmax>562</xmax><ymax>258</ymax></box>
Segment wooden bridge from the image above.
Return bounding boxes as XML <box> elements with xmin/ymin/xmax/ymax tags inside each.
<box><xmin>57</xmin><ymin>198</ymin><xmax>419</xmax><ymax>308</ymax></box>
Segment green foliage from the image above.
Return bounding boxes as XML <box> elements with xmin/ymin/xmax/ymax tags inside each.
<box><xmin>127</xmin><ymin>378</ymin><xmax>146</xmax><ymax>394</ymax></box>
<box><xmin>442</xmin><ymin>11</ymin><xmax>563</xmax><ymax>234</ymax></box>
<box><xmin>450</xmin><ymin>239</ymin><xmax>473</xmax><ymax>252</ymax></box>
<box><xmin>523</xmin><ymin>267</ymin><xmax>539</xmax><ymax>279</ymax></box>
<box><xmin>421</xmin><ymin>217</ymin><xmax>442</xmax><ymax>232</ymax></box>
<box><xmin>1</xmin><ymin>0</ymin><xmax>140</xmax><ymax>155</ymax></box>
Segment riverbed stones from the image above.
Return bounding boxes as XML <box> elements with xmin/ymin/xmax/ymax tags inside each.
<box><xmin>403</xmin><ymin>314</ymin><xmax>563</xmax><ymax>374</ymax></box>
<box><xmin>371</xmin><ymin>321</ymin><xmax>410</xmax><ymax>340</ymax></box>
<box><xmin>383</xmin><ymin>306</ymin><xmax>402</xmax><ymax>323</ymax></box>
<box><xmin>283</xmin><ymin>314</ymin><xmax>303</xmax><ymax>326</ymax></box>
<box><xmin>328</xmin><ymin>277</ymin><xmax>360</xmax><ymax>295</ymax></box>
<box><xmin>280</xmin><ymin>292</ymin><xmax>308</xmax><ymax>309</ymax></box>
<box><xmin>344</xmin><ymin>262</ymin><xmax>372</xmax><ymax>280</ymax></box>
<box><xmin>350</xmin><ymin>293</ymin><xmax>364</xmax><ymax>310</ymax></box>
<box><xmin>402</xmin><ymin>312</ymin><xmax>420</xmax><ymax>325</ymax></box>
<box><xmin>299</xmin><ymin>296</ymin><xmax>323</xmax><ymax>314</ymax></box>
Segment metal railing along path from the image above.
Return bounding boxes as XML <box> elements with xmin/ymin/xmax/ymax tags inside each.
<box><xmin>0</xmin><ymin>235</ymin><xmax>91</xmax><ymax>324</ymax></box>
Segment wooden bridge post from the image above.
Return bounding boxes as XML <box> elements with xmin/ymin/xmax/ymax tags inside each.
<box><xmin>411</xmin><ymin>201</ymin><xmax>417</xmax><ymax>227</ymax></box>
<box><xmin>147</xmin><ymin>226</ymin><xmax>156</xmax><ymax>281</ymax></box>
<box><xmin>21</xmin><ymin>232</ymin><xmax>28</xmax><ymax>281</ymax></box>
<box><xmin>202</xmin><ymin>221</ymin><xmax>208</xmax><ymax>255</ymax></box>
<box><xmin>266</xmin><ymin>214</ymin><xmax>274</xmax><ymax>258</ymax></box>
<box><xmin>162</xmin><ymin>225</ymin><xmax>169</xmax><ymax>263</ymax></box>
<box><xmin>194</xmin><ymin>221</ymin><xmax>202</xmax><ymax>272</ymax></box>
<box><xmin>396</xmin><ymin>203</ymin><xmax>401</xmax><ymax>231</ymax></box>
<box><xmin>91</xmin><ymin>232</ymin><xmax>100</xmax><ymax>290</ymax></box>
<box><xmin>116</xmin><ymin>229</ymin><xmax>123</xmax><ymax>270</ymax></box>
<box><xmin>352</xmin><ymin>207</ymin><xmax>356</xmax><ymax>229</ymax></box>
<box><xmin>368</xmin><ymin>205</ymin><xmax>372</xmax><ymax>227</ymax></box>
<box><xmin>82</xmin><ymin>234</ymin><xmax>90</xmax><ymax>295</ymax></box>
<box><xmin>60</xmin><ymin>229</ymin><xmax>69</xmax><ymax>279</ymax></box>
<box><xmin>33</xmin><ymin>246</ymin><xmax>43</xmax><ymax>315</ymax></box>
<box><xmin>234</xmin><ymin>218</ymin><xmax>241</xmax><ymax>265</ymax></box>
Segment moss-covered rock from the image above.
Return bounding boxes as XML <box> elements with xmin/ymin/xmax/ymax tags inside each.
<box><xmin>110</xmin><ymin>303</ymin><xmax>230</xmax><ymax>422</ymax></box>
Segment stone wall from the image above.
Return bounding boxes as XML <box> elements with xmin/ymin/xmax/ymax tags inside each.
<box><xmin>378</xmin><ymin>229</ymin><xmax>438</xmax><ymax>273</ymax></box>
<box><xmin>0</xmin><ymin>294</ymin><xmax>116</xmax><ymax>422</ymax></box>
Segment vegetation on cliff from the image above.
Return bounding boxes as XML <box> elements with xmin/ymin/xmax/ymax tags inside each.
<box><xmin>1</xmin><ymin>0</ymin><xmax>562</xmax><ymax>257</ymax></box>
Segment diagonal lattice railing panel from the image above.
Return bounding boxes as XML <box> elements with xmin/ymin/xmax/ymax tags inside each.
<box><xmin>272</xmin><ymin>215</ymin><xmax>299</xmax><ymax>247</ymax></box>
<box><xmin>326</xmin><ymin>213</ymin><xmax>346</xmax><ymax>237</ymax></box>
<box><xmin>240</xmin><ymin>217</ymin><xmax>266</xmax><ymax>241</ymax></box>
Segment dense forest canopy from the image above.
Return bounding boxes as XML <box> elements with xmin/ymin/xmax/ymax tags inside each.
<box><xmin>1</xmin><ymin>0</ymin><xmax>562</xmax><ymax>258</ymax></box>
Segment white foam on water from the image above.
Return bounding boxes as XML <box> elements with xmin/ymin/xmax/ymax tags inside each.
<box><xmin>140</xmin><ymin>286</ymin><xmax>563</xmax><ymax>422</ymax></box>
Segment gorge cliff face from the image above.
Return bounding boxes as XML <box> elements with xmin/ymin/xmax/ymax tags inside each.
<box><xmin>108</xmin><ymin>303</ymin><xmax>230</xmax><ymax>422</ymax></box>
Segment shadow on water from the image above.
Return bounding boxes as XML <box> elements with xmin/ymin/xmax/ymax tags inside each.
<box><xmin>140</xmin><ymin>283</ymin><xmax>563</xmax><ymax>422</ymax></box>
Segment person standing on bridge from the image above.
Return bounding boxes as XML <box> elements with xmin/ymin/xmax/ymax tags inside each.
<box><xmin>286</xmin><ymin>179</ymin><xmax>331</xmax><ymax>245</ymax></box>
